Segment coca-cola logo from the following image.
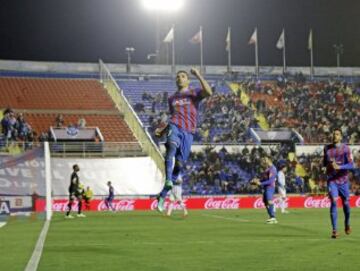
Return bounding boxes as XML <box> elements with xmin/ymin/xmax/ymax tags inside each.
<box><xmin>254</xmin><ymin>198</ymin><xmax>265</xmax><ymax>209</ymax></box>
<box><xmin>52</xmin><ymin>201</ymin><xmax>74</xmax><ymax>212</ymax></box>
<box><xmin>204</xmin><ymin>198</ymin><xmax>240</xmax><ymax>209</ymax></box>
<box><xmin>355</xmin><ymin>197</ymin><xmax>360</xmax><ymax>208</ymax></box>
<box><xmin>97</xmin><ymin>200</ymin><xmax>135</xmax><ymax>211</ymax></box>
<box><xmin>304</xmin><ymin>197</ymin><xmax>331</xmax><ymax>208</ymax></box>
<box><xmin>253</xmin><ymin>197</ymin><xmax>288</xmax><ymax>209</ymax></box>
<box><xmin>150</xmin><ymin>199</ymin><xmax>187</xmax><ymax>210</ymax></box>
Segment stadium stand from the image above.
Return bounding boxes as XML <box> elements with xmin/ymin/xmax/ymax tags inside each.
<box><xmin>117</xmin><ymin>78</ymin><xmax>360</xmax><ymax>144</ymax></box>
<box><xmin>0</xmin><ymin>62</ymin><xmax>359</xmax><ymax>196</ymax></box>
<box><xmin>0</xmin><ymin>77</ymin><xmax>137</xmax><ymax>144</ymax></box>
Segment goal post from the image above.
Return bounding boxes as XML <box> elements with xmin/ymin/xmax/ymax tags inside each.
<box><xmin>44</xmin><ymin>142</ymin><xmax>52</xmax><ymax>221</ymax></box>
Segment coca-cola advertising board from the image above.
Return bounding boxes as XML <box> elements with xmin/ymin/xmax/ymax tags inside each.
<box><xmin>35</xmin><ymin>195</ymin><xmax>360</xmax><ymax>212</ymax></box>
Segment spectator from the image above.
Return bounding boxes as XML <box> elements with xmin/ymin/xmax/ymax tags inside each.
<box><xmin>77</xmin><ymin>117</ymin><xmax>86</xmax><ymax>128</ymax></box>
<box><xmin>55</xmin><ymin>114</ymin><xmax>64</xmax><ymax>128</ymax></box>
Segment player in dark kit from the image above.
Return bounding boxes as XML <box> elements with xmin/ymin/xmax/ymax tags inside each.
<box><xmin>65</xmin><ymin>164</ymin><xmax>86</xmax><ymax>218</ymax></box>
<box><xmin>155</xmin><ymin>68</ymin><xmax>212</xmax><ymax>212</ymax></box>
<box><xmin>323</xmin><ymin>128</ymin><xmax>354</xmax><ymax>238</ymax></box>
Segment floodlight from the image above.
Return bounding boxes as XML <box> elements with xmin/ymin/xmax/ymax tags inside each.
<box><xmin>141</xmin><ymin>0</ymin><xmax>184</xmax><ymax>12</ymax></box>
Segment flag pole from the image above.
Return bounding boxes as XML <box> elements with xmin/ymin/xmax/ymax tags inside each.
<box><xmin>310</xmin><ymin>46</ymin><xmax>314</xmax><ymax>79</ymax></box>
<box><xmin>200</xmin><ymin>26</ymin><xmax>204</xmax><ymax>73</ymax></box>
<box><xmin>309</xmin><ymin>29</ymin><xmax>314</xmax><ymax>79</ymax></box>
<box><xmin>283</xmin><ymin>29</ymin><xmax>286</xmax><ymax>75</ymax></box>
<box><xmin>227</xmin><ymin>27</ymin><xmax>232</xmax><ymax>73</ymax></box>
<box><xmin>172</xmin><ymin>24</ymin><xmax>176</xmax><ymax>75</ymax></box>
<box><xmin>255</xmin><ymin>28</ymin><xmax>259</xmax><ymax>78</ymax></box>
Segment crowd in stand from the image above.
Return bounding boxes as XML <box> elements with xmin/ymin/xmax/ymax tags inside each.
<box><xmin>144</xmin><ymin>80</ymin><xmax>360</xmax><ymax>144</ymax></box>
<box><xmin>195</xmin><ymin>93</ymin><xmax>259</xmax><ymax>143</ymax></box>
<box><xmin>181</xmin><ymin>146</ymin><xmax>275</xmax><ymax>195</ymax></box>
<box><xmin>0</xmin><ymin>108</ymin><xmax>36</xmax><ymax>149</ymax></box>
<box><xmin>0</xmin><ymin>110</ymin><xmax>88</xmax><ymax>150</ymax></box>
<box><xmin>236</xmin><ymin>80</ymin><xmax>360</xmax><ymax>143</ymax></box>
<box><xmin>135</xmin><ymin>79</ymin><xmax>360</xmax><ymax>195</ymax></box>
<box><xmin>179</xmin><ymin>146</ymin><xmax>360</xmax><ymax>196</ymax></box>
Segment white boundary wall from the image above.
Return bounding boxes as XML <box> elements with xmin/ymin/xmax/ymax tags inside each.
<box><xmin>51</xmin><ymin>157</ymin><xmax>163</xmax><ymax>196</ymax></box>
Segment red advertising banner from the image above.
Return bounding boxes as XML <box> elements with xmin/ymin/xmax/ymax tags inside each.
<box><xmin>35</xmin><ymin>195</ymin><xmax>360</xmax><ymax>212</ymax></box>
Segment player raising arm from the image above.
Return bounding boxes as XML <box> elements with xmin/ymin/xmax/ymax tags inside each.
<box><xmin>156</xmin><ymin>68</ymin><xmax>212</xmax><ymax>212</ymax></box>
<box><xmin>323</xmin><ymin>128</ymin><xmax>354</xmax><ymax>238</ymax></box>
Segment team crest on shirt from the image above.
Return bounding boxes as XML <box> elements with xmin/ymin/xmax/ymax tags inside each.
<box><xmin>173</xmin><ymin>98</ymin><xmax>191</xmax><ymax>106</ymax></box>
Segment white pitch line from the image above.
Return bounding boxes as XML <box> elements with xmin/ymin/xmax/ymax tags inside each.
<box><xmin>0</xmin><ymin>222</ymin><xmax>6</xmax><ymax>228</ymax></box>
<box><xmin>24</xmin><ymin>220</ymin><xmax>50</xmax><ymax>271</ymax></box>
<box><xmin>202</xmin><ymin>213</ymin><xmax>250</xmax><ymax>222</ymax></box>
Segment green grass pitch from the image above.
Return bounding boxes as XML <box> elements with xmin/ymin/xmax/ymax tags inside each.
<box><xmin>1</xmin><ymin>209</ymin><xmax>360</xmax><ymax>271</ymax></box>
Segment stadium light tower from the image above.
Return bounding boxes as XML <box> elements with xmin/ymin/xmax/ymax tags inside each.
<box><xmin>125</xmin><ymin>47</ymin><xmax>135</xmax><ymax>73</ymax></box>
<box><xmin>141</xmin><ymin>0</ymin><xmax>185</xmax><ymax>63</ymax></box>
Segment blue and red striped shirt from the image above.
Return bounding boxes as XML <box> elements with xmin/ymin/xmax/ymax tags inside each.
<box><xmin>324</xmin><ymin>143</ymin><xmax>354</xmax><ymax>184</ymax></box>
<box><xmin>168</xmin><ymin>88</ymin><xmax>203</xmax><ymax>133</ymax></box>
<box><xmin>260</xmin><ymin>165</ymin><xmax>277</xmax><ymax>188</ymax></box>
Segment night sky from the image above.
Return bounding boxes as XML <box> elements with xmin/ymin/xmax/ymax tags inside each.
<box><xmin>0</xmin><ymin>0</ymin><xmax>359</xmax><ymax>67</ymax></box>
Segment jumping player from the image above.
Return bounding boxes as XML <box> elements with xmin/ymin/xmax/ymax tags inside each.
<box><xmin>323</xmin><ymin>128</ymin><xmax>354</xmax><ymax>238</ymax></box>
<box><xmin>155</xmin><ymin>68</ymin><xmax>212</xmax><ymax>212</ymax></box>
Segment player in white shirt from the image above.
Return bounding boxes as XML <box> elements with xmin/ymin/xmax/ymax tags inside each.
<box><xmin>166</xmin><ymin>175</ymin><xmax>188</xmax><ymax>217</ymax></box>
<box><xmin>277</xmin><ymin>161</ymin><xmax>289</xmax><ymax>214</ymax></box>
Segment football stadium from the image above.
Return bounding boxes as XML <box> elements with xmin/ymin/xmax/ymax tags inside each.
<box><xmin>1</xmin><ymin>0</ymin><xmax>360</xmax><ymax>270</ymax></box>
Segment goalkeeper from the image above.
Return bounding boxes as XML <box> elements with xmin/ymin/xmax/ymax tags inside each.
<box><xmin>65</xmin><ymin>164</ymin><xmax>86</xmax><ymax>218</ymax></box>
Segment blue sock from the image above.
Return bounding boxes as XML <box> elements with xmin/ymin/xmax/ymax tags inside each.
<box><xmin>330</xmin><ymin>201</ymin><xmax>338</xmax><ymax>231</ymax></box>
<box><xmin>171</xmin><ymin>161</ymin><xmax>182</xmax><ymax>182</ymax></box>
<box><xmin>343</xmin><ymin>199</ymin><xmax>350</xmax><ymax>227</ymax></box>
<box><xmin>159</xmin><ymin>186</ymin><xmax>171</xmax><ymax>198</ymax></box>
<box><xmin>265</xmin><ymin>205</ymin><xmax>273</xmax><ymax>218</ymax></box>
<box><xmin>268</xmin><ymin>204</ymin><xmax>275</xmax><ymax>218</ymax></box>
<box><xmin>165</xmin><ymin>142</ymin><xmax>177</xmax><ymax>181</ymax></box>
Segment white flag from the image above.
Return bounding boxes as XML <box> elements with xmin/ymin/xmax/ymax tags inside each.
<box><xmin>248</xmin><ymin>28</ymin><xmax>257</xmax><ymax>45</ymax></box>
<box><xmin>163</xmin><ymin>27</ymin><xmax>174</xmax><ymax>43</ymax></box>
<box><xmin>225</xmin><ymin>27</ymin><xmax>231</xmax><ymax>51</ymax></box>
<box><xmin>276</xmin><ymin>29</ymin><xmax>285</xmax><ymax>49</ymax></box>
<box><xmin>189</xmin><ymin>29</ymin><xmax>202</xmax><ymax>44</ymax></box>
<box><xmin>308</xmin><ymin>29</ymin><xmax>313</xmax><ymax>50</ymax></box>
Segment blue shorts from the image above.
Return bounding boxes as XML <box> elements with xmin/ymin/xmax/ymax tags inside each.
<box><xmin>263</xmin><ymin>187</ymin><xmax>275</xmax><ymax>204</ymax></box>
<box><xmin>167</xmin><ymin>123</ymin><xmax>193</xmax><ymax>163</ymax></box>
<box><xmin>328</xmin><ymin>182</ymin><xmax>350</xmax><ymax>200</ymax></box>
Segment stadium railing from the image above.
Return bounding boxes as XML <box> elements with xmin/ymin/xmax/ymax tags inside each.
<box><xmin>99</xmin><ymin>59</ymin><xmax>165</xmax><ymax>174</ymax></box>
<box><xmin>0</xmin><ymin>141</ymin><xmax>145</xmax><ymax>157</ymax></box>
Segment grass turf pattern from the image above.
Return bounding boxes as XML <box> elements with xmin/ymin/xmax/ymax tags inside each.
<box><xmin>1</xmin><ymin>209</ymin><xmax>359</xmax><ymax>271</ymax></box>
